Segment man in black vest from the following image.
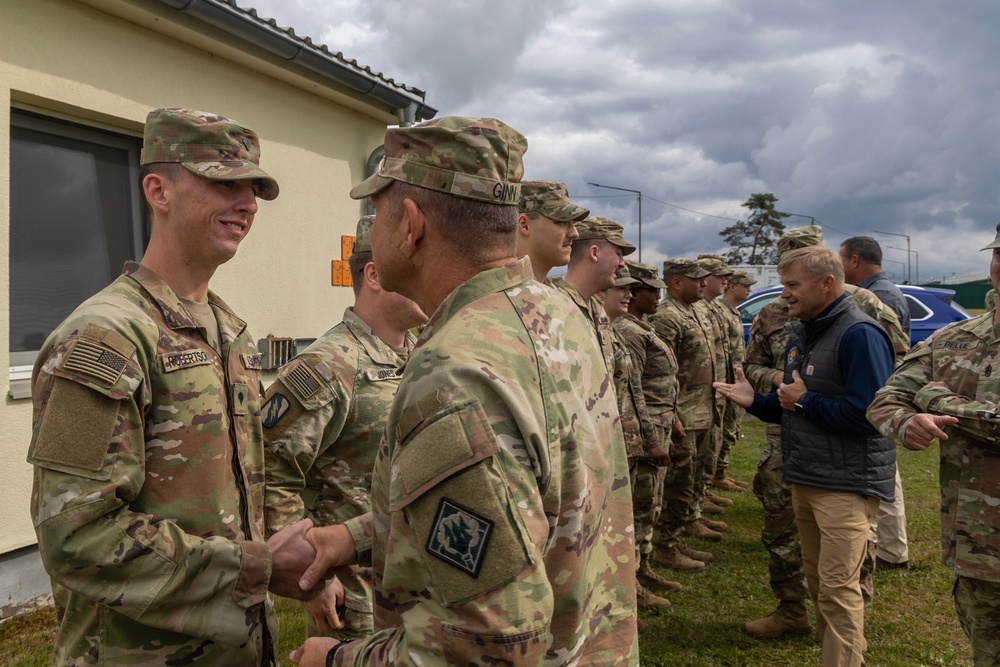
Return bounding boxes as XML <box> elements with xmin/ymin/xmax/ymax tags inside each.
<box><xmin>714</xmin><ymin>245</ymin><xmax>896</xmax><ymax>667</ymax></box>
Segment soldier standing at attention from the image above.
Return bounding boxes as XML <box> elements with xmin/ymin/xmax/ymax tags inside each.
<box><xmin>650</xmin><ymin>259</ymin><xmax>728</xmax><ymax>556</ymax></box>
<box><xmin>551</xmin><ymin>217</ymin><xmax>634</xmax><ymax>374</ymax></box>
<box><xmin>867</xmin><ymin>223</ymin><xmax>1000</xmax><ymax>667</ymax></box>
<box><xmin>839</xmin><ymin>235</ymin><xmax>911</xmax><ymax>571</ymax></box>
<box><xmin>695</xmin><ymin>254</ymin><xmax>737</xmax><ymax>517</ymax></box>
<box><xmin>617</xmin><ymin>262</ymin><xmax>690</xmax><ymax>582</ymax></box>
<box><xmin>515</xmin><ymin>180</ymin><xmax>589</xmax><ymax>281</ymax></box>
<box><xmin>263</xmin><ymin>215</ymin><xmax>427</xmax><ymax>639</ymax></box>
<box><xmin>27</xmin><ymin>108</ymin><xmax>322</xmax><ymax>666</ymax></box>
<box><xmin>713</xmin><ymin>270</ymin><xmax>756</xmax><ymax>493</ymax></box>
<box><xmin>600</xmin><ymin>267</ymin><xmax>674</xmax><ymax>611</ymax></box>
<box><xmin>289</xmin><ymin>116</ymin><xmax>638</xmax><ymax>667</ymax></box>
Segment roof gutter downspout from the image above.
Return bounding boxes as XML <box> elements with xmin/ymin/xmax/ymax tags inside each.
<box><xmin>152</xmin><ymin>0</ymin><xmax>436</xmax><ymax>122</ymax></box>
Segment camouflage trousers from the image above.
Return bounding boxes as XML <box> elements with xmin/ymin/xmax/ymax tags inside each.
<box><xmin>954</xmin><ymin>575</ymin><xmax>1000</xmax><ymax>666</ymax></box>
<box><xmin>715</xmin><ymin>400</ymin><xmax>744</xmax><ymax>476</ymax></box>
<box><xmin>694</xmin><ymin>425</ymin><xmax>721</xmax><ymax>517</ymax></box>
<box><xmin>630</xmin><ymin>455</ymin><xmax>667</xmax><ymax>559</ymax></box>
<box><xmin>656</xmin><ymin>427</ymin><xmax>712</xmax><ymax>550</ymax></box>
<box><xmin>752</xmin><ymin>429</ymin><xmax>809</xmax><ymax>602</ymax></box>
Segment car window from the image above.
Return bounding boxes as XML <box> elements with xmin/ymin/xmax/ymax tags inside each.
<box><xmin>905</xmin><ymin>294</ymin><xmax>932</xmax><ymax>321</ymax></box>
<box><xmin>740</xmin><ymin>293</ymin><xmax>779</xmax><ymax>324</ymax></box>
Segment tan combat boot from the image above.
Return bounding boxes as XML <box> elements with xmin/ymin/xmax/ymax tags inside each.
<box><xmin>677</xmin><ymin>540</ymin><xmax>714</xmax><ymax>563</ymax></box>
<box><xmin>684</xmin><ymin>520</ymin><xmax>723</xmax><ymax>542</ymax></box>
<box><xmin>702</xmin><ymin>500</ymin><xmax>726</xmax><ymax>515</ymax></box>
<box><xmin>712</xmin><ymin>474</ymin><xmax>747</xmax><ymax>492</ymax></box>
<box><xmin>744</xmin><ymin>601</ymin><xmax>812</xmax><ymax>638</ymax></box>
<box><xmin>706</xmin><ymin>491</ymin><xmax>734</xmax><ymax>507</ymax></box>
<box><xmin>637</xmin><ymin>583</ymin><xmax>672</xmax><ymax>610</ymax></box>
<box><xmin>699</xmin><ymin>517</ymin><xmax>729</xmax><ymax>533</ymax></box>
<box><xmin>638</xmin><ymin>558</ymin><xmax>684</xmax><ymax>592</ymax></box>
<box><xmin>653</xmin><ymin>545</ymin><xmax>706</xmax><ymax>571</ymax></box>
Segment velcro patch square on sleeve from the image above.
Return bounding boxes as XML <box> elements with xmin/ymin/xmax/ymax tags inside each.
<box><xmin>285</xmin><ymin>362</ymin><xmax>322</xmax><ymax>400</ymax></box>
<box><xmin>426</xmin><ymin>498</ymin><xmax>494</xmax><ymax>577</ymax></box>
<box><xmin>60</xmin><ymin>339</ymin><xmax>129</xmax><ymax>386</ymax></box>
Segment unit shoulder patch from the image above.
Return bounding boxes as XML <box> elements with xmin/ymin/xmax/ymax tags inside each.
<box><xmin>425</xmin><ymin>497</ymin><xmax>494</xmax><ymax>578</ymax></box>
<box><xmin>262</xmin><ymin>392</ymin><xmax>291</xmax><ymax>428</ymax></box>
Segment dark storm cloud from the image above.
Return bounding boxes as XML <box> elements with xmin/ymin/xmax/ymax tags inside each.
<box><xmin>248</xmin><ymin>0</ymin><xmax>1000</xmax><ymax>281</ymax></box>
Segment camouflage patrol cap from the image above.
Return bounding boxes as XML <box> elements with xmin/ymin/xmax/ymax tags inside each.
<box><xmin>614</xmin><ymin>265</ymin><xmax>640</xmax><ymax>288</ymax></box>
<box><xmin>663</xmin><ymin>258</ymin><xmax>710</xmax><ymax>279</ymax></box>
<box><xmin>981</xmin><ymin>222</ymin><xmax>1000</xmax><ymax>250</ymax></box>
<box><xmin>140</xmin><ymin>108</ymin><xmax>278</xmax><ymax>200</ymax></box>
<box><xmin>625</xmin><ymin>260</ymin><xmax>667</xmax><ymax>289</ymax></box>
<box><xmin>349</xmin><ymin>116</ymin><xmax>527</xmax><ymax>205</ymax></box>
<box><xmin>729</xmin><ymin>271</ymin><xmax>757</xmax><ymax>287</ymax></box>
<box><xmin>697</xmin><ymin>255</ymin><xmax>734</xmax><ymax>276</ymax></box>
<box><xmin>517</xmin><ymin>180</ymin><xmax>589</xmax><ymax>222</ymax></box>
<box><xmin>353</xmin><ymin>215</ymin><xmax>375</xmax><ymax>254</ymax></box>
<box><xmin>575</xmin><ymin>217</ymin><xmax>637</xmax><ymax>255</ymax></box>
<box><xmin>777</xmin><ymin>225</ymin><xmax>823</xmax><ymax>254</ymax></box>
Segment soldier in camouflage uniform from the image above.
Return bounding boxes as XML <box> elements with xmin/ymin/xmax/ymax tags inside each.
<box><xmin>867</xmin><ymin>223</ymin><xmax>1000</xmax><ymax>667</ymax></box>
<box><xmin>263</xmin><ymin>216</ymin><xmax>427</xmax><ymax>639</ymax></box>
<box><xmin>742</xmin><ymin>225</ymin><xmax>909</xmax><ymax>639</ymax></box>
<box><xmin>600</xmin><ymin>267</ymin><xmax>675</xmax><ymax>610</ymax></box>
<box><xmin>516</xmin><ymin>180</ymin><xmax>589</xmax><ymax>281</ymax></box>
<box><xmin>714</xmin><ymin>270</ymin><xmax>756</xmax><ymax>492</ymax></box>
<box><xmin>650</xmin><ymin>258</ymin><xmax>729</xmax><ymax>558</ymax></box>
<box><xmin>617</xmin><ymin>261</ymin><xmax>688</xmax><ymax>584</ymax></box>
<box><xmin>551</xmin><ymin>217</ymin><xmax>635</xmax><ymax>374</ymax></box>
<box><xmin>289</xmin><ymin>116</ymin><xmax>638</xmax><ymax>667</ymax></box>
<box><xmin>695</xmin><ymin>255</ymin><xmax>737</xmax><ymax>515</ymax></box>
<box><xmin>26</xmin><ymin>108</ymin><xmax>321</xmax><ymax>666</ymax></box>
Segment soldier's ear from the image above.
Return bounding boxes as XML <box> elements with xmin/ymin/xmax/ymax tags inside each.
<box><xmin>363</xmin><ymin>261</ymin><xmax>381</xmax><ymax>292</ymax></box>
<box><xmin>517</xmin><ymin>213</ymin><xmax>530</xmax><ymax>236</ymax></box>
<box><xmin>142</xmin><ymin>173</ymin><xmax>171</xmax><ymax>215</ymax></box>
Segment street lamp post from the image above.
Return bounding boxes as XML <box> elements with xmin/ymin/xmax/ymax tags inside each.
<box><xmin>873</xmin><ymin>230</ymin><xmax>911</xmax><ymax>284</ymax></box>
<box><xmin>587</xmin><ymin>182</ymin><xmax>643</xmax><ymax>262</ymax></box>
<box><xmin>887</xmin><ymin>246</ymin><xmax>919</xmax><ymax>284</ymax></box>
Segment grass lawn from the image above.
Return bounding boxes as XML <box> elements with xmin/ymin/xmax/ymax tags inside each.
<box><xmin>0</xmin><ymin>417</ymin><xmax>972</xmax><ymax>666</ymax></box>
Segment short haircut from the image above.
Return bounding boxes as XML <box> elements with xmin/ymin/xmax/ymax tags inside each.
<box><xmin>569</xmin><ymin>238</ymin><xmax>611</xmax><ymax>266</ymax></box>
<box><xmin>139</xmin><ymin>163</ymin><xmax>186</xmax><ymax>217</ymax></box>
<box><xmin>348</xmin><ymin>251</ymin><xmax>372</xmax><ymax>296</ymax></box>
<box><xmin>841</xmin><ymin>236</ymin><xmax>883</xmax><ymax>265</ymax></box>
<box><xmin>779</xmin><ymin>245</ymin><xmax>844</xmax><ymax>289</ymax></box>
<box><xmin>382</xmin><ymin>181</ymin><xmax>516</xmax><ymax>262</ymax></box>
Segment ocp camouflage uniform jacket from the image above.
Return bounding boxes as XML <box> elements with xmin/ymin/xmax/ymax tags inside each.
<box><xmin>718</xmin><ymin>299</ymin><xmax>745</xmax><ymax>381</ymax></box>
<box><xmin>551</xmin><ymin>277</ymin><xmax>616</xmax><ymax>375</ymax></box>
<box><xmin>333</xmin><ymin>257</ymin><xmax>638</xmax><ymax>667</ymax></box>
<box><xmin>27</xmin><ymin>262</ymin><xmax>275</xmax><ymax>666</ymax></box>
<box><xmin>649</xmin><ymin>295</ymin><xmax>717</xmax><ymax>430</ymax></box>
<box><xmin>868</xmin><ymin>313</ymin><xmax>1000</xmax><ymax>582</ymax></box>
<box><xmin>610</xmin><ymin>326</ymin><xmax>653</xmax><ymax>458</ymax></box>
<box><xmin>263</xmin><ymin>308</ymin><xmax>414</xmax><ymax>634</ymax></box>
<box><xmin>616</xmin><ymin>313</ymin><xmax>678</xmax><ymax>449</ymax></box>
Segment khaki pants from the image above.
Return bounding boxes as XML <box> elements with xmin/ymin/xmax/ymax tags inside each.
<box><xmin>871</xmin><ymin>468</ymin><xmax>908</xmax><ymax>564</ymax></box>
<box><xmin>792</xmin><ymin>485</ymin><xmax>878</xmax><ymax>667</ymax></box>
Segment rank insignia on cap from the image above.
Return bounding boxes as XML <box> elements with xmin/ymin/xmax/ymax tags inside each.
<box><xmin>425</xmin><ymin>498</ymin><xmax>494</xmax><ymax>577</ymax></box>
<box><xmin>61</xmin><ymin>339</ymin><xmax>129</xmax><ymax>386</ymax></box>
<box><xmin>261</xmin><ymin>393</ymin><xmax>291</xmax><ymax>428</ymax></box>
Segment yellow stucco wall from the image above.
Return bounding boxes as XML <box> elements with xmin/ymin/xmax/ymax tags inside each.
<box><xmin>0</xmin><ymin>0</ymin><xmax>392</xmax><ymax>553</ymax></box>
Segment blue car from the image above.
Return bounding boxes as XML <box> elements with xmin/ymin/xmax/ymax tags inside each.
<box><xmin>738</xmin><ymin>284</ymin><xmax>973</xmax><ymax>347</ymax></box>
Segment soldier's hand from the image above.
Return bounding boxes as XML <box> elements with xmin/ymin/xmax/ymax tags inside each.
<box><xmin>289</xmin><ymin>637</ymin><xmax>339</xmax><ymax>667</ymax></box>
<box><xmin>305</xmin><ymin>577</ymin><xmax>346</xmax><ymax>633</ymax></box>
<box><xmin>713</xmin><ymin>367</ymin><xmax>755</xmax><ymax>409</ymax></box>
<box><xmin>299</xmin><ymin>523</ymin><xmax>359</xmax><ymax>592</ymax></box>
<box><xmin>267</xmin><ymin>518</ymin><xmax>327</xmax><ymax>600</ymax></box>
<box><xmin>671</xmin><ymin>420</ymin><xmax>686</xmax><ymax>439</ymax></box>
<box><xmin>778</xmin><ymin>370</ymin><xmax>807</xmax><ymax>411</ymax></box>
<box><xmin>903</xmin><ymin>413</ymin><xmax>958</xmax><ymax>450</ymax></box>
<box><xmin>647</xmin><ymin>444</ymin><xmax>671</xmax><ymax>467</ymax></box>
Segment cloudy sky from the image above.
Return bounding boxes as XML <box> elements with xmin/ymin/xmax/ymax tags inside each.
<box><xmin>248</xmin><ymin>0</ymin><xmax>1000</xmax><ymax>284</ymax></box>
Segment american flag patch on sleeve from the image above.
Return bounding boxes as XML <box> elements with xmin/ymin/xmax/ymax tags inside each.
<box><xmin>60</xmin><ymin>339</ymin><xmax>129</xmax><ymax>386</ymax></box>
<box><xmin>285</xmin><ymin>362</ymin><xmax>321</xmax><ymax>399</ymax></box>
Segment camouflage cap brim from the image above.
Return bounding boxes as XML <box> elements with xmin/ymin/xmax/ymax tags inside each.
<box><xmin>611</xmin><ymin>238</ymin><xmax>637</xmax><ymax>256</ymax></box>
<box><xmin>180</xmin><ymin>162</ymin><xmax>279</xmax><ymax>201</ymax></box>
<box><xmin>637</xmin><ymin>276</ymin><xmax>667</xmax><ymax>289</ymax></box>
<box><xmin>615</xmin><ymin>276</ymin><xmax>641</xmax><ymax>287</ymax></box>
<box><xmin>349</xmin><ymin>172</ymin><xmax>395</xmax><ymax>201</ymax></box>
<box><xmin>982</xmin><ymin>223</ymin><xmax>1000</xmax><ymax>250</ymax></box>
<box><xmin>542</xmin><ymin>202</ymin><xmax>590</xmax><ymax>223</ymax></box>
